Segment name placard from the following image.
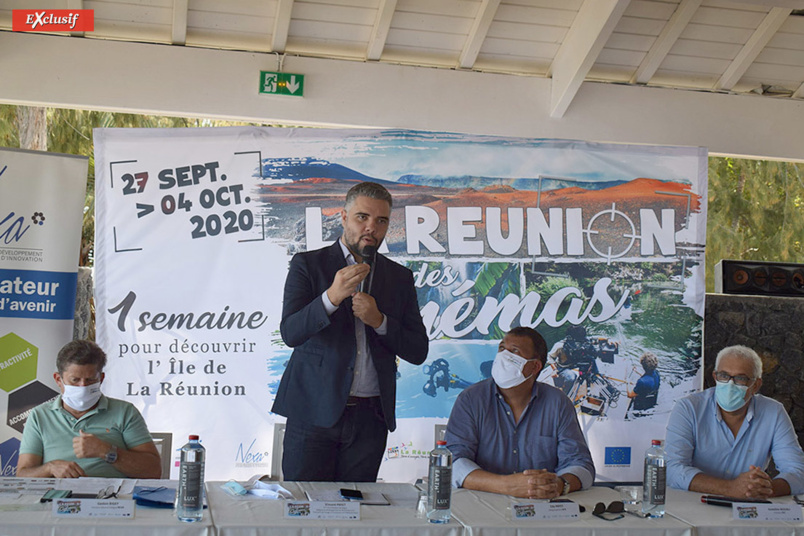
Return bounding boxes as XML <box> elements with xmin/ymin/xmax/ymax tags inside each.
<box><xmin>284</xmin><ymin>500</ymin><xmax>360</xmax><ymax>520</ymax></box>
<box><xmin>510</xmin><ymin>500</ymin><xmax>581</xmax><ymax>521</ymax></box>
<box><xmin>52</xmin><ymin>498</ymin><xmax>135</xmax><ymax>518</ymax></box>
<box><xmin>732</xmin><ymin>503</ymin><xmax>802</xmax><ymax>522</ymax></box>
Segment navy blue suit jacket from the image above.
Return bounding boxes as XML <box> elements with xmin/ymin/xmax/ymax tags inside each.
<box><xmin>272</xmin><ymin>240</ymin><xmax>428</xmax><ymax>431</ymax></box>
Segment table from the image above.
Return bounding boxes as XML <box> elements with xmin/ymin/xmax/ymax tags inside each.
<box><xmin>665</xmin><ymin>488</ymin><xmax>804</xmax><ymax>536</ymax></box>
<box><xmin>206</xmin><ymin>480</ymin><xmax>463</xmax><ymax>536</ymax></box>
<box><xmin>0</xmin><ymin>478</ymin><xmax>213</xmax><ymax>536</ymax></box>
<box><xmin>450</xmin><ymin>485</ymin><xmax>693</xmax><ymax>536</ymax></box>
<box><xmin>5</xmin><ymin>477</ymin><xmax>803</xmax><ymax>536</ymax></box>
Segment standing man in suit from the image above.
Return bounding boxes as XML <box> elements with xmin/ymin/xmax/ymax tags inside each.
<box><xmin>272</xmin><ymin>181</ymin><xmax>429</xmax><ymax>482</ymax></box>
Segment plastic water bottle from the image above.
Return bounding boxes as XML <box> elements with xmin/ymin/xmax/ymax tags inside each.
<box><xmin>176</xmin><ymin>435</ymin><xmax>205</xmax><ymax>522</ymax></box>
<box><xmin>642</xmin><ymin>439</ymin><xmax>666</xmax><ymax>518</ymax></box>
<box><xmin>427</xmin><ymin>440</ymin><xmax>452</xmax><ymax>524</ymax></box>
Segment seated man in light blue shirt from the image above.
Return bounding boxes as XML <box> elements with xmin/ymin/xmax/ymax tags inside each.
<box><xmin>445</xmin><ymin>327</ymin><xmax>595</xmax><ymax>499</ymax></box>
<box><xmin>665</xmin><ymin>345</ymin><xmax>804</xmax><ymax>498</ymax></box>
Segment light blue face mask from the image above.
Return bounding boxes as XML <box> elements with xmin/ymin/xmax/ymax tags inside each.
<box><xmin>715</xmin><ymin>380</ymin><xmax>750</xmax><ymax>412</ymax></box>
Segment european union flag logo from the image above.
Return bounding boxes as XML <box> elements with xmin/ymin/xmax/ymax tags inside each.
<box><xmin>605</xmin><ymin>447</ymin><xmax>631</xmax><ymax>466</ymax></box>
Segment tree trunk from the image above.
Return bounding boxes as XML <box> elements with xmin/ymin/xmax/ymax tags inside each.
<box><xmin>15</xmin><ymin>106</ymin><xmax>47</xmax><ymax>150</ymax></box>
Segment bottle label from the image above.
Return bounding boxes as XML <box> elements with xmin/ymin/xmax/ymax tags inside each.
<box><xmin>179</xmin><ymin>461</ymin><xmax>203</xmax><ymax>508</ymax></box>
<box><xmin>644</xmin><ymin>464</ymin><xmax>666</xmax><ymax>505</ymax></box>
<box><xmin>429</xmin><ymin>465</ymin><xmax>451</xmax><ymax>510</ymax></box>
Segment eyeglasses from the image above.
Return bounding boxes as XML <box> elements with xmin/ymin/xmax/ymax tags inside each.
<box><xmin>714</xmin><ymin>371</ymin><xmax>754</xmax><ymax>386</ymax></box>
<box><xmin>592</xmin><ymin>501</ymin><xmax>625</xmax><ymax>521</ymax></box>
<box><xmin>97</xmin><ymin>485</ymin><xmax>119</xmax><ymax>499</ymax></box>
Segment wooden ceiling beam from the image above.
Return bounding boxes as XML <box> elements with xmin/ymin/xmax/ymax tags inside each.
<box><xmin>171</xmin><ymin>0</ymin><xmax>188</xmax><ymax>45</ymax></box>
<box><xmin>549</xmin><ymin>0</ymin><xmax>630</xmax><ymax>118</ymax></box>
<box><xmin>632</xmin><ymin>0</ymin><xmax>701</xmax><ymax>85</ymax></box>
<box><xmin>367</xmin><ymin>0</ymin><xmax>397</xmax><ymax>61</ymax></box>
<box><xmin>715</xmin><ymin>7</ymin><xmax>791</xmax><ymax>91</ymax></box>
<box><xmin>67</xmin><ymin>0</ymin><xmax>85</xmax><ymax>38</ymax></box>
<box><xmin>458</xmin><ymin>0</ymin><xmax>501</xmax><ymax>69</ymax></box>
<box><xmin>793</xmin><ymin>82</ymin><xmax>804</xmax><ymax>99</ymax></box>
<box><xmin>272</xmin><ymin>0</ymin><xmax>294</xmax><ymax>53</ymax></box>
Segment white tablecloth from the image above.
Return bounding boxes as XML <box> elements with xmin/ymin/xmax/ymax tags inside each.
<box><xmin>0</xmin><ymin>478</ymin><xmax>213</xmax><ymax>536</ymax></box>
<box><xmin>5</xmin><ymin>477</ymin><xmax>803</xmax><ymax>536</ymax></box>
<box><xmin>665</xmin><ymin>488</ymin><xmax>804</xmax><ymax>536</ymax></box>
<box><xmin>206</xmin><ymin>480</ymin><xmax>462</xmax><ymax>536</ymax></box>
<box><xmin>450</xmin><ymin>485</ymin><xmax>693</xmax><ymax>536</ymax></box>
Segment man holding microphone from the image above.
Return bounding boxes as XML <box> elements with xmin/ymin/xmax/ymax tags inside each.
<box><xmin>272</xmin><ymin>181</ymin><xmax>428</xmax><ymax>482</ymax></box>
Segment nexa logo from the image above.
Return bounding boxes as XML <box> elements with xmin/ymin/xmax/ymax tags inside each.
<box><xmin>0</xmin><ymin>212</ymin><xmax>30</xmax><ymax>245</ymax></box>
<box><xmin>0</xmin><ymin>439</ymin><xmax>20</xmax><ymax>477</ymax></box>
<box><xmin>234</xmin><ymin>439</ymin><xmax>270</xmax><ymax>466</ymax></box>
<box><xmin>12</xmin><ymin>10</ymin><xmax>94</xmax><ymax>32</ymax></box>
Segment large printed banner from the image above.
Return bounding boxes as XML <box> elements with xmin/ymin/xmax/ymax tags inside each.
<box><xmin>94</xmin><ymin>128</ymin><xmax>707</xmax><ymax>482</ymax></box>
<box><xmin>0</xmin><ymin>147</ymin><xmax>88</xmax><ymax>475</ymax></box>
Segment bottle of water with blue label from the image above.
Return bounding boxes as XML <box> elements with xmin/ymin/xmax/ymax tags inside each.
<box><xmin>427</xmin><ymin>440</ymin><xmax>452</xmax><ymax>524</ymax></box>
<box><xmin>176</xmin><ymin>435</ymin><xmax>205</xmax><ymax>522</ymax></box>
<box><xmin>642</xmin><ymin>439</ymin><xmax>666</xmax><ymax>518</ymax></box>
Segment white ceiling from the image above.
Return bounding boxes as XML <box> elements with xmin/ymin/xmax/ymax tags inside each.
<box><xmin>2</xmin><ymin>0</ymin><xmax>803</xmax><ymax>116</ymax></box>
<box><xmin>1</xmin><ymin>0</ymin><xmax>803</xmax><ymax>161</ymax></box>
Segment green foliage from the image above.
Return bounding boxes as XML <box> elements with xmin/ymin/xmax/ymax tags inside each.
<box><xmin>473</xmin><ymin>262</ymin><xmax>520</xmax><ymax>297</ymax></box>
<box><xmin>527</xmin><ymin>275</ymin><xmax>580</xmax><ymax>297</ymax></box>
<box><xmin>706</xmin><ymin>157</ymin><xmax>804</xmax><ymax>291</ymax></box>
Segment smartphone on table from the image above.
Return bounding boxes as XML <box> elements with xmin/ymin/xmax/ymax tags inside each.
<box><xmin>339</xmin><ymin>488</ymin><xmax>364</xmax><ymax>501</ymax></box>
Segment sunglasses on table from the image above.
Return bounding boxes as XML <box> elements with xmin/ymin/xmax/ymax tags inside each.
<box><xmin>592</xmin><ymin>501</ymin><xmax>625</xmax><ymax>521</ymax></box>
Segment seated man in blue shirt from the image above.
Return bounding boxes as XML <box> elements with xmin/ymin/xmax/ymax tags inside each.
<box><xmin>17</xmin><ymin>340</ymin><xmax>162</xmax><ymax>479</ymax></box>
<box><xmin>665</xmin><ymin>345</ymin><xmax>804</xmax><ymax>498</ymax></box>
<box><xmin>445</xmin><ymin>327</ymin><xmax>595</xmax><ymax>499</ymax></box>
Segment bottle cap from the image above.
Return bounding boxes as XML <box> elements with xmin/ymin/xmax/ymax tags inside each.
<box><xmin>651</xmin><ymin>439</ymin><xmax>662</xmax><ymax>445</ymax></box>
<box><xmin>189</xmin><ymin>435</ymin><xmax>200</xmax><ymax>440</ymax></box>
<box><xmin>436</xmin><ymin>440</ymin><xmax>447</xmax><ymax>446</ymax></box>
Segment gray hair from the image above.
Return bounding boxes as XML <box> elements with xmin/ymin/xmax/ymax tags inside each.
<box><xmin>715</xmin><ymin>345</ymin><xmax>762</xmax><ymax>379</ymax></box>
<box><xmin>345</xmin><ymin>182</ymin><xmax>393</xmax><ymax>209</ymax></box>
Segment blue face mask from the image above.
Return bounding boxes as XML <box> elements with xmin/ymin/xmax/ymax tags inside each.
<box><xmin>715</xmin><ymin>380</ymin><xmax>749</xmax><ymax>412</ymax></box>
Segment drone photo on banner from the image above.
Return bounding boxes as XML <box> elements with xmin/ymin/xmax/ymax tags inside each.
<box><xmin>93</xmin><ymin>128</ymin><xmax>708</xmax><ymax>482</ymax></box>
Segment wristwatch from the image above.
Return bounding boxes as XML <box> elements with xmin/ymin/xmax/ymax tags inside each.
<box><xmin>558</xmin><ymin>476</ymin><xmax>571</xmax><ymax>496</ymax></box>
<box><xmin>104</xmin><ymin>444</ymin><xmax>118</xmax><ymax>464</ymax></box>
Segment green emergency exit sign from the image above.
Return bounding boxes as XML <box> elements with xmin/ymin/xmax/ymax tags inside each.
<box><xmin>259</xmin><ymin>71</ymin><xmax>304</xmax><ymax>97</ymax></box>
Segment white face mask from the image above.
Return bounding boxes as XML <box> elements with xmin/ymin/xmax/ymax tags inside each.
<box><xmin>491</xmin><ymin>349</ymin><xmax>533</xmax><ymax>389</ymax></box>
<box><xmin>61</xmin><ymin>383</ymin><xmax>102</xmax><ymax>412</ymax></box>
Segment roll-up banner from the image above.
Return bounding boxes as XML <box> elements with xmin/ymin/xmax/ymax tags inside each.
<box><xmin>94</xmin><ymin>128</ymin><xmax>707</xmax><ymax>482</ymax></box>
<box><xmin>0</xmin><ymin>147</ymin><xmax>88</xmax><ymax>475</ymax></box>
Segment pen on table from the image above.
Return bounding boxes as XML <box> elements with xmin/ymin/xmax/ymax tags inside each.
<box><xmin>701</xmin><ymin>495</ymin><xmax>733</xmax><ymax>507</ymax></box>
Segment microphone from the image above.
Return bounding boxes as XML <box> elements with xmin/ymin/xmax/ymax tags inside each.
<box><xmin>357</xmin><ymin>246</ymin><xmax>377</xmax><ymax>294</ymax></box>
<box><xmin>700</xmin><ymin>495</ymin><xmax>772</xmax><ymax>506</ymax></box>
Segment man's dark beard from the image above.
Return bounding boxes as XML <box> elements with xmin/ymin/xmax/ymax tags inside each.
<box><xmin>345</xmin><ymin>236</ymin><xmax>374</xmax><ymax>260</ymax></box>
